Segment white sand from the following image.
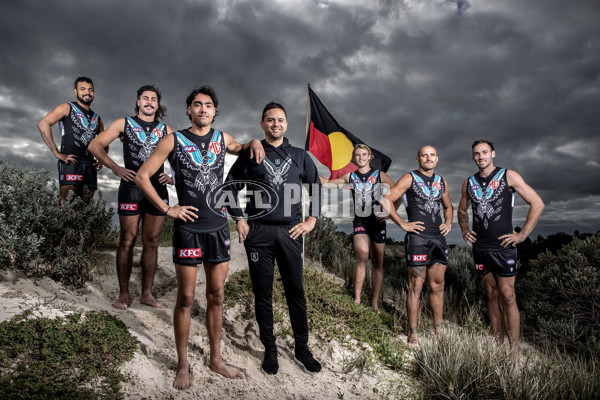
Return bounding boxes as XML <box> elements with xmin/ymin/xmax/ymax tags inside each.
<box><xmin>0</xmin><ymin>238</ymin><xmax>418</xmax><ymax>399</ymax></box>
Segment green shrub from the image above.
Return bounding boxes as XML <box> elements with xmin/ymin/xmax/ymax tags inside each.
<box><xmin>518</xmin><ymin>234</ymin><xmax>600</xmax><ymax>358</ymax></box>
<box><xmin>0</xmin><ymin>310</ymin><xmax>138</xmax><ymax>400</ymax></box>
<box><xmin>0</xmin><ymin>160</ymin><xmax>114</xmax><ymax>287</ymax></box>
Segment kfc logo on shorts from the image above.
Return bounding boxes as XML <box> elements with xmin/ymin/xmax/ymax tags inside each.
<box><xmin>432</xmin><ymin>182</ymin><xmax>442</xmax><ymax>190</ymax></box>
<box><xmin>413</xmin><ymin>254</ymin><xmax>428</xmax><ymax>262</ymax></box>
<box><xmin>178</xmin><ymin>248</ymin><xmax>202</xmax><ymax>258</ymax></box>
<box><xmin>209</xmin><ymin>141</ymin><xmax>222</xmax><ymax>154</ymax></box>
<box><xmin>489</xmin><ymin>180</ymin><xmax>500</xmax><ymax>190</ymax></box>
<box><xmin>184</xmin><ymin>145</ymin><xmax>198</xmax><ymax>153</ymax></box>
<box><xmin>475</xmin><ymin>264</ymin><xmax>484</xmax><ymax>271</ymax></box>
<box><xmin>368</xmin><ymin>176</ymin><xmax>377</xmax><ymax>184</ymax></box>
<box><xmin>66</xmin><ymin>174</ymin><xmax>83</xmax><ymax>182</ymax></box>
<box><xmin>354</xmin><ymin>227</ymin><xmax>366</xmax><ymax>233</ymax></box>
<box><xmin>119</xmin><ymin>203</ymin><xmax>139</xmax><ymax>211</ymax></box>
<box><xmin>224</xmin><ymin>239</ymin><xmax>231</xmax><ymax>246</ymax></box>
<box><xmin>506</xmin><ymin>259</ymin><xmax>516</xmax><ymax>265</ymax></box>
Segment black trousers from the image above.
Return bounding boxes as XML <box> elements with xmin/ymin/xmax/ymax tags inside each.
<box><xmin>244</xmin><ymin>222</ymin><xmax>308</xmax><ymax>348</ymax></box>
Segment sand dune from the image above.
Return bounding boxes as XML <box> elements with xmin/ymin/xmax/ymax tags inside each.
<box><xmin>0</xmin><ymin>239</ymin><xmax>416</xmax><ymax>399</ymax></box>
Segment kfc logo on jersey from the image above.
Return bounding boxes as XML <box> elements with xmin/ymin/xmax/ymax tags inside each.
<box><xmin>209</xmin><ymin>141</ymin><xmax>222</xmax><ymax>154</ymax></box>
<box><xmin>506</xmin><ymin>259</ymin><xmax>516</xmax><ymax>265</ymax></box>
<box><xmin>178</xmin><ymin>248</ymin><xmax>202</xmax><ymax>258</ymax></box>
<box><xmin>432</xmin><ymin>182</ymin><xmax>442</xmax><ymax>190</ymax></box>
<box><xmin>354</xmin><ymin>227</ymin><xmax>366</xmax><ymax>233</ymax></box>
<box><xmin>66</xmin><ymin>174</ymin><xmax>83</xmax><ymax>182</ymax></box>
<box><xmin>368</xmin><ymin>176</ymin><xmax>377</xmax><ymax>184</ymax></box>
<box><xmin>119</xmin><ymin>203</ymin><xmax>138</xmax><ymax>211</ymax></box>
<box><xmin>184</xmin><ymin>145</ymin><xmax>198</xmax><ymax>153</ymax></box>
<box><xmin>489</xmin><ymin>180</ymin><xmax>500</xmax><ymax>190</ymax></box>
<box><xmin>475</xmin><ymin>264</ymin><xmax>484</xmax><ymax>271</ymax></box>
<box><xmin>413</xmin><ymin>254</ymin><xmax>428</xmax><ymax>262</ymax></box>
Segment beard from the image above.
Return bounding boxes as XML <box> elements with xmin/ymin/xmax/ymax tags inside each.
<box><xmin>77</xmin><ymin>95</ymin><xmax>93</xmax><ymax>106</ymax></box>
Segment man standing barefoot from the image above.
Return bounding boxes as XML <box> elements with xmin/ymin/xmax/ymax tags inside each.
<box><xmin>458</xmin><ymin>140</ymin><xmax>543</xmax><ymax>364</ymax></box>
<box><xmin>135</xmin><ymin>86</ymin><xmax>264</xmax><ymax>389</ymax></box>
<box><xmin>89</xmin><ymin>85</ymin><xmax>172</xmax><ymax>310</ymax></box>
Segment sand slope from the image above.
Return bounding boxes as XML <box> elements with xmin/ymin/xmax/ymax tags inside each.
<box><xmin>0</xmin><ymin>239</ymin><xmax>417</xmax><ymax>399</ymax></box>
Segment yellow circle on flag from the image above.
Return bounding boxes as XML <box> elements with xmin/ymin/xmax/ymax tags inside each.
<box><xmin>329</xmin><ymin>131</ymin><xmax>354</xmax><ymax>170</ymax></box>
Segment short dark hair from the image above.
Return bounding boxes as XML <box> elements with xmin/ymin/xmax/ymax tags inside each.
<box><xmin>471</xmin><ymin>139</ymin><xmax>495</xmax><ymax>151</ymax></box>
<box><xmin>74</xmin><ymin>76</ymin><xmax>93</xmax><ymax>89</ymax></box>
<box><xmin>186</xmin><ymin>85</ymin><xmax>219</xmax><ymax>121</ymax></box>
<box><xmin>135</xmin><ymin>85</ymin><xmax>166</xmax><ymax>120</ymax></box>
<box><xmin>261</xmin><ymin>101</ymin><xmax>287</xmax><ymax>121</ymax></box>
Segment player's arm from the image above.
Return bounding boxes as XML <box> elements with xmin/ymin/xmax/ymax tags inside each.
<box><xmin>37</xmin><ymin>103</ymin><xmax>76</xmax><ymax>164</ymax></box>
<box><xmin>379</xmin><ymin>171</ymin><xmax>402</xmax><ymax>210</ymax></box>
<box><xmin>439</xmin><ymin>178</ymin><xmax>453</xmax><ymax>236</ymax></box>
<box><xmin>92</xmin><ymin>118</ymin><xmax>108</xmax><ymax>170</ymax></box>
<box><xmin>457</xmin><ymin>179</ymin><xmax>476</xmax><ymax>246</ymax></box>
<box><xmin>158</xmin><ymin>125</ymin><xmax>175</xmax><ymax>185</ymax></box>
<box><xmin>499</xmin><ymin>170</ymin><xmax>545</xmax><ymax>247</ymax></box>
<box><xmin>381</xmin><ymin>173</ymin><xmax>425</xmax><ymax>233</ymax></box>
<box><xmin>223</xmin><ymin>132</ymin><xmax>265</xmax><ymax>163</ymax></box>
<box><xmin>319</xmin><ymin>173</ymin><xmax>349</xmax><ymax>187</ymax></box>
<box><xmin>135</xmin><ymin>135</ymin><xmax>197</xmax><ymax>222</ymax></box>
<box><xmin>88</xmin><ymin>118</ymin><xmax>137</xmax><ymax>181</ymax></box>
<box><xmin>289</xmin><ymin>153</ymin><xmax>321</xmax><ymax>239</ymax></box>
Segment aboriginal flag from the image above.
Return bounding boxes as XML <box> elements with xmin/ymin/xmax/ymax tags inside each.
<box><xmin>305</xmin><ymin>87</ymin><xmax>392</xmax><ymax>179</ymax></box>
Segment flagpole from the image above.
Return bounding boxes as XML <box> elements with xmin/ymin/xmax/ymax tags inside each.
<box><xmin>302</xmin><ymin>83</ymin><xmax>310</xmax><ymax>270</ymax></box>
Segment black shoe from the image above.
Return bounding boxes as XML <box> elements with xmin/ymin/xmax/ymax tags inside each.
<box><xmin>261</xmin><ymin>346</ymin><xmax>279</xmax><ymax>375</ymax></box>
<box><xmin>294</xmin><ymin>345</ymin><xmax>322</xmax><ymax>374</ymax></box>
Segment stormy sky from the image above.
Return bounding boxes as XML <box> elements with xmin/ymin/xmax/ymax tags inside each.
<box><xmin>1</xmin><ymin>0</ymin><xmax>598</xmax><ymax>244</ymax></box>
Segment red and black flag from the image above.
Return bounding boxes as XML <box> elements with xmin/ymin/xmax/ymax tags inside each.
<box><xmin>305</xmin><ymin>86</ymin><xmax>392</xmax><ymax>179</ymax></box>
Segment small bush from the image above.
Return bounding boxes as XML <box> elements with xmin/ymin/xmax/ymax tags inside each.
<box><xmin>0</xmin><ymin>160</ymin><xmax>114</xmax><ymax>287</ymax></box>
<box><xmin>305</xmin><ymin>216</ymin><xmax>354</xmax><ymax>279</ymax></box>
<box><xmin>0</xmin><ymin>310</ymin><xmax>138</xmax><ymax>400</ymax></box>
<box><xmin>518</xmin><ymin>234</ymin><xmax>600</xmax><ymax>358</ymax></box>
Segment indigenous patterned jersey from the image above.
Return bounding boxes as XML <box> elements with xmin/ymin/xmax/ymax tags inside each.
<box><xmin>59</xmin><ymin>102</ymin><xmax>101</xmax><ymax>162</ymax></box>
<box><xmin>168</xmin><ymin>129</ymin><xmax>227</xmax><ymax>232</ymax></box>
<box><xmin>349</xmin><ymin>168</ymin><xmax>382</xmax><ymax>223</ymax></box>
<box><xmin>403</xmin><ymin>170</ymin><xmax>445</xmax><ymax>236</ymax></box>
<box><xmin>467</xmin><ymin>167</ymin><xmax>514</xmax><ymax>249</ymax></box>
<box><xmin>122</xmin><ymin>116</ymin><xmax>167</xmax><ymax>186</ymax></box>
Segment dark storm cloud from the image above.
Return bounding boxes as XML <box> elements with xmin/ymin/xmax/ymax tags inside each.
<box><xmin>0</xmin><ymin>0</ymin><xmax>598</xmax><ymax>239</ymax></box>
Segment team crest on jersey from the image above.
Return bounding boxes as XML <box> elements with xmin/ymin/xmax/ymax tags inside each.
<box><xmin>68</xmin><ymin>103</ymin><xmax>99</xmax><ymax>148</ymax></box>
<box><xmin>264</xmin><ymin>155</ymin><xmax>291</xmax><ymax>190</ymax></box>
<box><xmin>468</xmin><ymin>168</ymin><xmax>507</xmax><ymax>230</ymax></box>
<box><xmin>125</xmin><ymin>118</ymin><xmax>166</xmax><ymax>163</ymax></box>
<box><xmin>175</xmin><ymin>130</ymin><xmax>224</xmax><ymax>194</ymax></box>
<box><xmin>350</xmin><ymin>170</ymin><xmax>379</xmax><ymax>213</ymax></box>
<box><xmin>410</xmin><ymin>172</ymin><xmax>444</xmax><ymax>223</ymax></box>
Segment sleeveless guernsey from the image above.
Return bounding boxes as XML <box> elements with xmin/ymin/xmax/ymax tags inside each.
<box><xmin>122</xmin><ymin>116</ymin><xmax>167</xmax><ymax>186</ymax></box>
<box><xmin>349</xmin><ymin>168</ymin><xmax>381</xmax><ymax>223</ymax></box>
<box><xmin>59</xmin><ymin>102</ymin><xmax>100</xmax><ymax>162</ymax></box>
<box><xmin>169</xmin><ymin>129</ymin><xmax>227</xmax><ymax>232</ymax></box>
<box><xmin>403</xmin><ymin>170</ymin><xmax>445</xmax><ymax>236</ymax></box>
<box><xmin>467</xmin><ymin>167</ymin><xmax>514</xmax><ymax>249</ymax></box>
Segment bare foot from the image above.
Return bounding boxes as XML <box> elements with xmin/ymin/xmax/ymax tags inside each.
<box><xmin>371</xmin><ymin>301</ymin><xmax>380</xmax><ymax>314</ymax></box>
<box><xmin>210</xmin><ymin>359</ymin><xmax>244</xmax><ymax>379</ymax></box>
<box><xmin>173</xmin><ymin>362</ymin><xmax>191</xmax><ymax>390</ymax></box>
<box><xmin>112</xmin><ymin>293</ymin><xmax>129</xmax><ymax>310</ymax></box>
<box><xmin>408</xmin><ymin>334</ymin><xmax>420</xmax><ymax>350</ymax></box>
<box><xmin>140</xmin><ymin>294</ymin><xmax>167</xmax><ymax>309</ymax></box>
